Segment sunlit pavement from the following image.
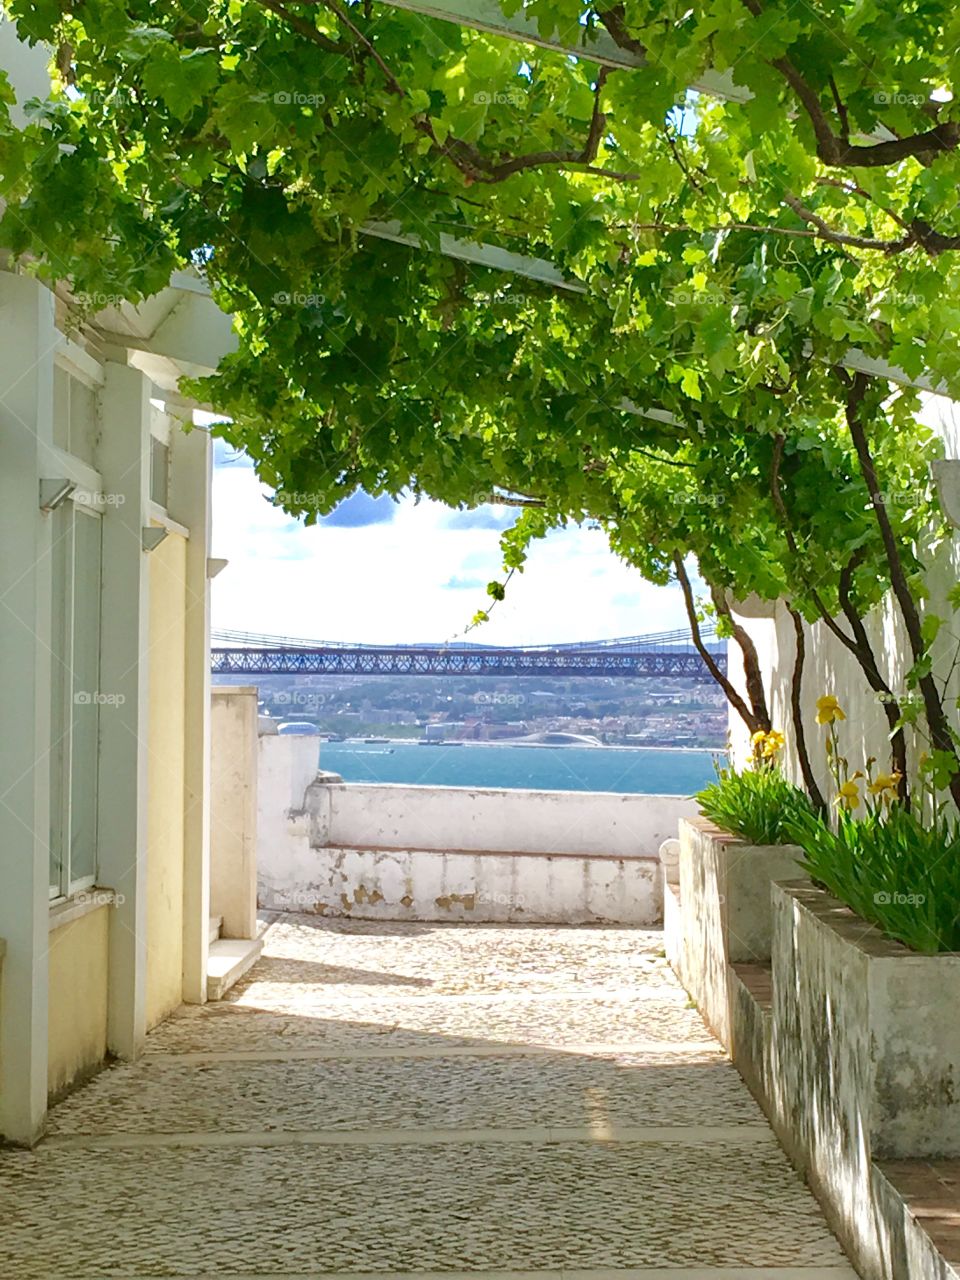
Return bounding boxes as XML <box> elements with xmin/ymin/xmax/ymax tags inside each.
<box><xmin>0</xmin><ymin>916</ymin><xmax>858</xmax><ymax>1278</ymax></box>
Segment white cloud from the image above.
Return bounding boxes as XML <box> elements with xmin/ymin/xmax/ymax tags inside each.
<box><xmin>210</xmin><ymin>451</ymin><xmax>690</xmax><ymax>644</ymax></box>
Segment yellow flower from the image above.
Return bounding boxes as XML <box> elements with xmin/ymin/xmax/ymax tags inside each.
<box><xmin>835</xmin><ymin>779</ymin><xmax>861</xmax><ymax>811</ymax></box>
<box><xmin>868</xmin><ymin>772</ymin><xmax>902</xmax><ymax>801</ymax></box>
<box><xmin>751</xmin><ymin>729</ymin><xmax>785</xmax><ymax>760</ymax></box>
<box><xmin>816</xmin><ymin>695</ymin><xmax>846</xmax><ymax>725</ymax></box>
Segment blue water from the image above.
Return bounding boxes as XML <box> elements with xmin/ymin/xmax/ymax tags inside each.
<box><xmin>317</xmin><ymin>741</ymin><xmax>717</xmax><ymax>796</ymax></box>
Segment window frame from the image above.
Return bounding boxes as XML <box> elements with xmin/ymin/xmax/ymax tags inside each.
<box><xmin>48</xmin><ymin>499</ymin><xmax>103</xmax><ymax>903</ymax></box>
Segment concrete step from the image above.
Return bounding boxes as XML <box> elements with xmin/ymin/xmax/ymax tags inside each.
<box><xmin>208</xmin><ymin>916</ymin><xmax>222</xmax><ymax>946</ymax></box>
<box><xmin>206</xmin><ymin>937</ymin><xmax>263</xmax><ymax>1002</ymax></box>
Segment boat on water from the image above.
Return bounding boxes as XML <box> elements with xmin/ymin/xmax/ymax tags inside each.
<box><xmin>418</xmin><ymin>739</ymin><xmax>464</xmax><ymax>746</ymax></box>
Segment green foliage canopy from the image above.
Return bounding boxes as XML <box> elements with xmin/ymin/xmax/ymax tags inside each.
<box><xmin>0</xmin><ymin>0</ymin><xmax>953</xmax><ymax>629</ymax></box>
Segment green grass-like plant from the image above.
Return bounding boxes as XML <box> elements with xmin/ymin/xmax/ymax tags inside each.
<box><xmin>787</xmin><ymin>806</ymin><xmax>960</xmax><ymax>954</ymax></box>
<box><xmin>697</xmin><ymin>764</ymin><xmax>816</xmax><ymax>846</ymax></box>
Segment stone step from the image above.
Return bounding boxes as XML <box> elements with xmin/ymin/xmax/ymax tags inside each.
<box><xmin>208</xmin><ymin>915</ymin><xmax>222</xmax><ymax>946</ymax></box>
<box><xmin>206</xmin><ymin>938</ymin><xmax>263</xmax><ymax>1002</ymax></box>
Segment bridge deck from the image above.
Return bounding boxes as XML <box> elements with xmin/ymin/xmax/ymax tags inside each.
<box><xmin>211</xmin><ymin>644</ymin><xmax>726</xmax><ymax>679</ymax></box>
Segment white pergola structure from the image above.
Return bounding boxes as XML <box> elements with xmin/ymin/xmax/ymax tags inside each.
<box><xmin>377</xmin><ymin>0</ymin><xmax>750</xmax><ymax>100</ymax></box>
<box><xmin>1</xmin><ymin>1</ymin><xmax>957</xmax><ymax>1150</ymax></box>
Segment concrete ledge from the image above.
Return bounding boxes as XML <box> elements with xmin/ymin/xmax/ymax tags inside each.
<box><xmin>300</xmin><ymin>841</ymin><xmax>661</xmax><ymax>862</ymax></box>
<box><xmin>49</xmin><ymin>889</ymin><xmax>118</xmax><ymax>931</ymax></box>
<box><xmin>206</xmin><ymin>937</ymin><xmax>263</xmax><ymax>1001</ymax></box>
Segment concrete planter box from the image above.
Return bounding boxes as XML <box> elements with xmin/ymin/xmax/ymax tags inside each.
<box><xmin>768</xmin><ymin>881</ymin><xmax>960</xmax><ymax>1278</ymax></box>
<box><xmin>772</xmin><ymin>881</ymin><xmax>960</xmax><ymax>1160</ymax></box>
<box><xmin>676</xmin><ymin>816</ymin><xmax>804</xmax><ymax>1045</ymax></box>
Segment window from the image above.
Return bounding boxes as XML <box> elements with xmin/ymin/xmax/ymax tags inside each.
<box><xmin>49</xmin><ymin>502</ymin><xmax>103</xmax><ymax>899</ymax></box>
<box><xmin>52</xmin><ymin>366</ymin><xmax>98</xmax><ymax>465</ymax></box>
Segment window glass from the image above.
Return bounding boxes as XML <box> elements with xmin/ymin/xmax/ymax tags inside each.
<box><xmin>69</xmin><ymin>507</ymin><xmax>102</xmax><ymax>887</ymax></box>
<box><xmin>48</xmin><ymin>505</ymin><xmax>71</xmax><ymax>897</ymax></box>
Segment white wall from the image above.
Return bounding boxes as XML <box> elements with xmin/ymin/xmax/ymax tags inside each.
<box><xmin>255</xmin><ymin>736</ymin><xmax>697</xmax><ymax>925</ymax></box>
<box><xmin>210</xmin><ymin>689</ymin><xmax>259</xmax><ymax>938</ymax></box>
<box><xmin>325</xmin><ymin>781</ymin><xmax>692</xmax><ymax>859</ymax></box>
<box><xmin>255</xmin><ymin>733</ymin><xmax>323</xmax><ymax>910</ymax></box>
<box><xmin>264</xmin><ymin>843</ymin><xmax>664</xmax><ymax>925</ymax></box>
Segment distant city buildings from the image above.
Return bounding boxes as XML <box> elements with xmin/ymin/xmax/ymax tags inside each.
<box><xmin>216</xmin><ymin>670</ymin><xmax>727</xmax><ymax>749</ymax></box>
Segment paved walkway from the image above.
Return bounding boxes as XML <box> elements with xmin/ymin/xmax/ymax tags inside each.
<box><xmin>1</xmin><ymin>917</ymin><xmax>858</xmax><ymax>1278</ymax></box>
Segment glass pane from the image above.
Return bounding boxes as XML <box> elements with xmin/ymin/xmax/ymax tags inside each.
<box><xmin>69</xmin><ymin>508</ymin><xmax>102</xmax><ymax>886</ymax></box>
<box><xmin>48</xmin><ymin>505</ymin><xmax>71</xmax><ymax>897</ymax></box>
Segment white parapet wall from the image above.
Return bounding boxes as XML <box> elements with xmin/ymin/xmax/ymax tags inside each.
<box><xmin>256</xmin><ymin>735</ymin><xmax>697</xmax><ymax>925</ymax></box>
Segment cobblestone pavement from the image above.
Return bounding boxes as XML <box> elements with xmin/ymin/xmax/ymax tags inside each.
<box><xmin>2</xmin><ymin>917</ymin><xmax>859</xmax><ymax>1279</ymax></box>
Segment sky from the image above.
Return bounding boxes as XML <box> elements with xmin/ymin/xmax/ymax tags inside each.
<box><xmin>209</xmin><ymin>436</ymin><xmax>691</xmax><ymax>646</ymax></box>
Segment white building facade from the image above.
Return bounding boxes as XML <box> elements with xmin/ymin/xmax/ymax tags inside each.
<box><xmin>0</xmin><ymin>266</ymin><xmax>220</xmax><ymax>1144</ymax></box>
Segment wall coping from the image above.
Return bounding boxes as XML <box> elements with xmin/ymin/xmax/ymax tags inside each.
<box><xmin>320</xmin><ymin>841</ymin><xmax>659</xmax><ymax>862</ymax></box>
<box><xmin>772</xmin><ymin>879</ymin><xmax>960</xmax><ymax>963</ymax></box>
<box><xmin>680</xmin><ymin>813</ymin><xmax>803</xmax><ymax>853</ymax></box>
<box><xmin>681</xmin><ymin>813</ymin><xmax>742</xmax><ymax>842</ymax></box>
<box><xmin>316</xmin><ymin>779</ymin><xmax>696</xmax><ymax>802</ymax></box>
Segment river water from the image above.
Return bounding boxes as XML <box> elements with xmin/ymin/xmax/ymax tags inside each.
<box><xmin>317</xmin><ymin>740</ymin><xmax>718</xmax><ymax>796</ymax></box>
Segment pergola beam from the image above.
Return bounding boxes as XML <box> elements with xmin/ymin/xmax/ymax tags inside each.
<box><xmin>361</xmin><ymin>220</ymin><xmax>587</xmax><ymax>292</ymax></box>
<box><xmin>376</xmin><ymin>0</ymin><xmax>750</xmax><ymax>103</ymax></box>
<box><xmin>359</xmin><ymin>224</ymin><xmax>939</xmax><ymax>398</ymax></box>
<box><xmin>99</xmin><ymin>249</ymin><xmax>936</xmax><ymax>411</ymax></box>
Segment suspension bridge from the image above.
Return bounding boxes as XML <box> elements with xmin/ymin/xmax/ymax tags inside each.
<box><xmin>210</xmin><ymin>625</ymin><xmax>726</xmax><ymax>680</ymax></box>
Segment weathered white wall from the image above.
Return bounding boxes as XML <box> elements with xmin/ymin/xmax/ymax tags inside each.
<box><xmin>267</xmin><ymin>844</ymin><xmax>663</xmax><ymax>924</ymax></box>
<box><xmin>255</xmin><ymin>733</ymin><xmax>323</xmax><ymax>908</ymax></box>
<box><xmin>256</xmin><ymin>736</ymin><xmax>697</xmax><ymax>924</ymax></box>
<box><xmin>730</xmin><ymin>393</ymin><xmax>960</xmax><ymax>802</ymax></box>
<box><xmin>259</xmin><ymin>733</ymin><xmax>321</xmax><ymax>823</ymax></box>
<box><xmin>325</xmin><ymin>781</ymin><xmax>692</xmax><ymax>859</ymax></box>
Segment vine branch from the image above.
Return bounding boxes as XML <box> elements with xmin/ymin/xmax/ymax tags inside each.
<box><xmin>673</xmin><ymin>554</ymin><xmax>764</xmax><ymax>734</ymax></box>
